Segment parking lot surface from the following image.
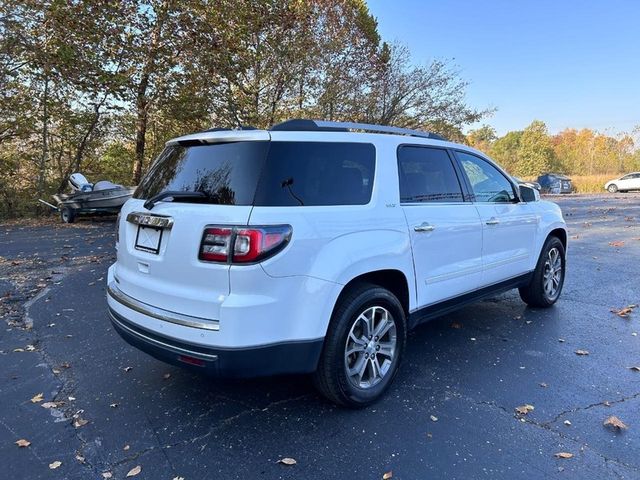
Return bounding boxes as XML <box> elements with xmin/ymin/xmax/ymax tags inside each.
<box><xmin>1</xmin><ymin>194</ymin><xmax>639</xmax><ymax>479</ymax></box>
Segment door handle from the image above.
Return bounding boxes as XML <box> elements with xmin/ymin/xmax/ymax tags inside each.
<box><xmin>414</xmin><ymin>222</ymin><xmax>435</xmax><ymax>232</ymax></box>
<box><xmin>486</xmin><ymin>217</ymin><xmax>500</xmax><ymax>225</ymax></box>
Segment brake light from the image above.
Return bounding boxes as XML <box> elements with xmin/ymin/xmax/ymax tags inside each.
<box><xmin>199</xmin><ymin>225</ymin><xmax>291</xmax><ymax>264</ymax></box>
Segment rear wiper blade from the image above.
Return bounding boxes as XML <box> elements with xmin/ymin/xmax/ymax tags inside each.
<box><xmin>143</xmin><ymin>191</ymin><xmax>207</xmax><ymax>210</ymax></box>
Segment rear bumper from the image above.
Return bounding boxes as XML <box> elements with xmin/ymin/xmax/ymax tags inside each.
<box><xmin>109</xmin><ymin>307</ymin><xmax>323</xmax><ymax>377</ymax></box>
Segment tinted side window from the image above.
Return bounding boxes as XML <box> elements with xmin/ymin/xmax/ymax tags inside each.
<box><xmin>456</xmin><ymin>151</ymin><xmax>516</xmax><ymax>203</ymax></box>
<box><xmin>254</xmin><ymin>142</ymin><xmax>375</xmax><ymax>206</ymax></box>
<box><xmin>397</xmin><ymin>146</ymin><xmax>463</xmax><ymax>203</ymax></box>
<box><xmin>133</xmin><ymin>142</ymin><xmax>269</xmax><ymax>205</ymax></box>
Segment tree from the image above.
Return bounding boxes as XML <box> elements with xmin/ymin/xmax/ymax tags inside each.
<box><xmin>516</xmin><ymin>120</ymin><xmax>556</xmax><ymax>177</ymax></box>
<box><xmin>466</xmin><ymin>125</ymin><xmax>497</xmax><ymax>152</ymax></box>
<box><xmin>490</xmin><ymin>131</ymin><xmax>522</xmax><ymax>173</ymax></box>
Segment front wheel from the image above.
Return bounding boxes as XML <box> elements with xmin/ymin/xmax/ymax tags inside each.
<box><xmin>607</xmin><ymin>184</ymin><xmax>618</xmax><ymax>193</ymax></box>
<box><xmin>519</xmin><ymin>236</ymin><xmax>565</xmax><ymax>308</ymax></box>
<box><xmin>60</xmin><ymin>207</ymin><xmax>76</xmax><ymax>223</ymax></box>
<box><xmin>313</xmin><ymin>283</ymin><xmax>407</xmax><ymax>407</ymax></box>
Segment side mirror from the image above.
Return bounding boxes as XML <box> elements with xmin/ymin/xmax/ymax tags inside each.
<box><xmin>519</xmin><ymin>184</ymin><xmax>540</xmax><ymax>202</ymax></box>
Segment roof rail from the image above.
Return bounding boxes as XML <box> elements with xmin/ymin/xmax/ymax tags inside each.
<box><xmin>270</xmin><ymin>119</ymin><xmax>447</xmax><ymax>141</ymax></box>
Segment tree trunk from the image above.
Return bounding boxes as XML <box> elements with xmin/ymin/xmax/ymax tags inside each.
<box><xmin>37</xmin><ymin>74</ymin><xmax>49</xmax><ymax>199</ymax></box>
<box><xmin>131</xmin><ymin>1</ymin><xmax>168</xmax><ymax>184</ymax></box>
<box><xmin>132</xmin><ymin>90</ymin><xmax>148</xmax><ymax>184</ymax></box>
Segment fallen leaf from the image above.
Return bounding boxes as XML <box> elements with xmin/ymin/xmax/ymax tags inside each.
<box><xmin>75</xmin><ymin>454</ymin><xmax>85</xmax><ymax>463</ymax></box>
<box><xmin>609</xmin><ymin>241</ymin><xmax>625</xmax><ymax>247</ymax></box>
<box><xmin>383</xmin><ymin>472</ymin><xmax>393</xmax><ymax>479</ymax></box>
<box><xmin>30</xmin><ymin>393</ymin><xmax>44</xmax><ymax>403</ymax></box>
<box><xmin>126</xmin><ymin>465</ymin><xmax>142</xmax><ymax>477</ymax></box>
<box><xmin>25</xmin><ymin>344</ymin><xmax>36</xmax><ymax>351</ymax></box>
<box><xmin>611</xmin><ymin>305</ymin><xmax>637</xmax><ymax>318</ymax></box>
<box><xmin>450</xmin><ymin>322</ymin><xmax>463</xmax><ymax>329</ymax></box>
<box><xmin>629</xmin><ymin>366</ymin><xmax>640</xmax><ymax>372</ymax></box>
<box><xmin>564</xmin><ymin>420</ymin><xmax>572</xmax><ymax>426</ymax></box>
<box><xmin>49</xmin><ymin>461</ymin><xmax>62</xmax><ymax>469</ymax></box>
<box><xmin>101</xmin><ymin>473</ymin><xmax>112</xmax><ymax>479</ymax></box>
<box><xmin>15</xmin><ymin>439</ymin><xmax>31</xmax><ymax>447</ymax></box>
<box><xmin>278</xmin><ymin>458</ymin><xmax>297</xmax><ymax>466</ymax></box>
<box><xmin>515</xmin><ymin>404</ymin><xmax>535</xmax><ymax>415</ymax></box>
<box><xmin>42</xmin><ymin>402</ymin><xmax>61</xmax><ymax>409</ymax></box>
<box><xmin>575</xmin><ymin>349</ymin><xmax>589</xmax><ymax>356</ymax></box>
<box><xmin>163</xmin><ymin>373</ymin><xmax>171</xmax><ymax>379</ymax></box>
<box><xmin>604</xmin><ymin>416</ymin><xmax>628</xmax><ymax>430</ymax></box>
<box><xmin>554</xmin><ymin>452</ymin><xmax>573</xmax><ymax>459</ymax></box>
<box><xmin>430</xmin><ymin>415</ymin><xmax>438</xmax><ymax>422</ymax></box>
<box><xmin>73</xmin><ymin>417</ymin><xmax>89</xmax><ymax>428</ymax></box>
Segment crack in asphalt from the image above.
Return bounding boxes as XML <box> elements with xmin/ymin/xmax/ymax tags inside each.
<box><xmin>93</xmin><ymin>393</ymin><xmax>314</xmax><ymax>472</ymax></box>
<box><xmin>471</xmin><ymin>396</ymin><xmax>640</xmax><ymax>474</ymax></box>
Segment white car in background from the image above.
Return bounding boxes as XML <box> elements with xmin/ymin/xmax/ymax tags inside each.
<box><xmin>107</xmin><ymin>119</ymin><xmax>567</xmax><ymax>407</ymax></box>
<box><xmin>605</xmin><ymin>172</ymin><xmax>640</xmax><ymax>193</ymax></box>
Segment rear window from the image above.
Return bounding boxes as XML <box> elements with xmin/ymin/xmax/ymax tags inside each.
<box><xmin>133</xmin><ymin>142</ymin><xmax>269</xmax><ymax>205</ymax></box>
<box><xmin>135</xmin><ymin>140</ymin><xmax>375</xmax><ymax>206</ymax></box>
<box><xmin>254</xmin><ymin>142</ymin><xmax>375</xmax><ymax>206</ymax></box>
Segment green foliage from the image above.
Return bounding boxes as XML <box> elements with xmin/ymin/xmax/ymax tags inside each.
<box><xmin>0</xmin><ymin>0</ymin><xmax>491</xmax><ymax>218</ymax></box>
<box><xmin>466</xmin><ymin>121</ymin><xmax>638</xmax><ymax>178</ymax></box>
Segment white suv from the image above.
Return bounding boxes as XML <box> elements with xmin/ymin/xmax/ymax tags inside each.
<box><xmin>107</xmin><ymin>119</ymin><xmax>567</xmax><ymax>406</ymax></box>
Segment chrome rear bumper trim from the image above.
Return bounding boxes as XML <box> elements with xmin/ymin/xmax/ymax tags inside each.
<box><xmin>107</xmin><ymin>282</ymin><xmax>220</xmax><ymax>331</ymax></box>
<box><xmin>109</xmin><ymin>309</ymin><xmax>219</xmax><ymax>361</ymax></box>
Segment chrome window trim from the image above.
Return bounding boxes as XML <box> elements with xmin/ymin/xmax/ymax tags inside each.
<box><xmin>107</xmin><ymin>282</ymin><xmax>219</xmax><ymax>331</ymax></box>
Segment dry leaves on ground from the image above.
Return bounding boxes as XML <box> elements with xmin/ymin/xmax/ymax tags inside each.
<box><xmin>73</xmin><ymin>417</ymin><xmax>89</xmax><ymax>428</ymax></box>
<box><xmin>604</xmin><ymin>416</ymin><xmax>628</xmax><ymax>430</ymax></box>
<box><xmin>101</xmin><ymin>472</ymin><xmax>112</xmax><ymax>479</ymax></box>
<box><xmin>15</xmin><ymin>439</ymin><xmax>31</xmax><ymax>447</ymax></box>
<box><xmin>278</xmin><ymin>458</ymin><xmax>297</xmax><ymax>466</ymax></box>
<box><xmin>609</xmin><ymin>241</ymin><xmax>625</xmax><ymax>247</ymax></box>
<box><xmin>49</xmin><ymin>461</ymin><xmax>62</xmax><ymax>469</ymax></box>
<box><xmin>30</xmin><ymin>393</ymin><xmax>44</xmax><ymax>403</ymax></box>
<box><xmin>575</xmin><ymin>349</ymin><xmax>590</xmax><ymax>356</ymax></box>
<box><xmin>611</xmin><ymin>305</ymin><xmax>637</xmax><ymax>318</ymax></box>
<box><xmin>554</xmin><ymin>452</ymin><xmax>574</xmax><ymax>459</ymax></box>
<box><xmin>126</xmin><ymin>465</ymin><xmax>142</xmax><ymax>477</ymax></box>
<box><xmin>41</xmin><ymin>401</ymin><xmax>62</xmax><ymax>409</ymax></box>
<box><xmin>515</xmin><ymin>404</ymin><xmax>535</xmax><ymax>415</ymax></box>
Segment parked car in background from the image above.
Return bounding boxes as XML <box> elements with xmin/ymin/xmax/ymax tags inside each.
<box><xmin>537</xmin><ymin>173</ymin><xmax>573</xmax><ymax>194</ymax></box>
<box><xmin>604</xmin><ymin>172</ymin><xmax>640</xmax><ymax>193</ymax></box>
<box><xmin>512</xmin><ymin>176</ymin><xmax>541</xmax><ymax>191</ymax></box>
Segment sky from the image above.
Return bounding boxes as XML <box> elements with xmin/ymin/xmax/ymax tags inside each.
<box><xmin>366</xmin><ymin>0</ymin><xmax>640</xmax><ymax>136</ymax></box>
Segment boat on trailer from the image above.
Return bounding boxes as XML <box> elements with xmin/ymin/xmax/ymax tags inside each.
<box><xmin>46</xmin><ymin>173</ymin><xmax>135</xmax><ymax>223</ymax></box>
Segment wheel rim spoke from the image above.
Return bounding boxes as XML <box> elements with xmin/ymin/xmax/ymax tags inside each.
<box><xmin>344</xmin><ymin>305</ymin><xmax>397</xmax><ymax>389</ymax></box>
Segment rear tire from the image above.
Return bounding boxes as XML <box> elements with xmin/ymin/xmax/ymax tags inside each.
<box><xmin>519</xmin><ymin>236</ymin><xmax>565</xmax><ymax>308</ymax></box>
<box><xmin>607</xmin><ymin>184</ymin><xmax>618</xmax><ymax>193</ymax></box>
<box><xmin>313</xmin><ymin>282</ymin><xmax>407</xmax><ymax>408</ymax></box>
<box><xmin>61</xmin><ymin>207</ymin><xmax>76</xmax><ymax>223</ymax></box>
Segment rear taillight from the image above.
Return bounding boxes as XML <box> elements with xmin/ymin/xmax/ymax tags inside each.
<box><xmin>199</xmin><ymin>225</ymin><xmax>291</xmax><ymax>264</ymax></box>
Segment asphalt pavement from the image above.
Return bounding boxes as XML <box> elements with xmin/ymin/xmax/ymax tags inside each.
<box><xmin>1</xmin><ymin>194</ymin><xmax>639</xmax><ymax>480</ymax></box>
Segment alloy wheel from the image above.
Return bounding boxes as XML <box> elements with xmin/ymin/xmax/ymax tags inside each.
<box><xmin>344</xmin><ymin>306</ymin><xmax>397</xmax><ymax>389</ymax></box>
